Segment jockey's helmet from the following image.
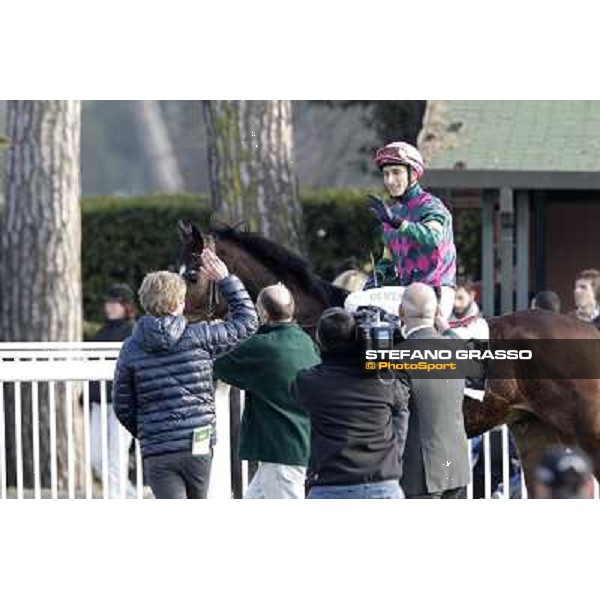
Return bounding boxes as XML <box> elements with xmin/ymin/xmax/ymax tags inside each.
<box><xmin>374</xmin><ymin>141</ymin><xmax>425</xmax><ymax>181</ymax></box>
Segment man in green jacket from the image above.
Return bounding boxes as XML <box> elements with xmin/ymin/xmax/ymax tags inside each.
<box><xmin>214</xmin><ymin>283</ymin><xmax>320</xmax><ymax>499</ymax></box>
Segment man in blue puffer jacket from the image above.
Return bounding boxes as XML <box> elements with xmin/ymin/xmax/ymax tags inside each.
<box><xmin>113</xmin><ymin>248</ymin><xmax>258</xmax><ymax>499</ymax></box>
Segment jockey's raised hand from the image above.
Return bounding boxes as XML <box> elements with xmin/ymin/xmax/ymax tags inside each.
<box><xmin>367</xmin><ymin>194</ymin><xmax>403</xmax><ymax>229</ymax></box>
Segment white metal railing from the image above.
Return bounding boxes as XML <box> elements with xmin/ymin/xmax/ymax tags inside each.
<box><xmin>467</xmin><ymin>429</ymin><xmax>521</xmax><ymax>500</ymax></box>
<box><xmin>468</xmin><ymin>430</ymin><xmax>599</xmax><ymax>500</ymax></box>
<box><xmin>0</xmin><ymin>342</ymin><xmax>235</xmax><ymax>499</ymax></box>
<box><xmin>1</xmin><ymin>343</ymin><xmax>134</xmax><ymax>499</ymax></box>
<box><xmin>0</xmin><ymin>342</ymin><xmax>597</xmax><ymax>499</ymax></box>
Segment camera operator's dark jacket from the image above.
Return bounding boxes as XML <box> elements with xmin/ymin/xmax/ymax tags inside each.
<box><xmin>112</xmin><ymin>275</ymin><xmax>258</xmax><ymax>458</ymax></box>
<box><xmin>291</xmin><ymin>351</ymin><xmax>409</xmax><ymax>487</ymax></box>
<box><xmin>399</xmin><ymin>326</ymin><xmax>470</xmax><ymax>496</ymax></box>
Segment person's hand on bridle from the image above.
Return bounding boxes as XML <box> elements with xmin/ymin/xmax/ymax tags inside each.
<box><xmin>200</xmin><ymin>248</ymin><xmax>229</xmax><ymax>282</ymax></box>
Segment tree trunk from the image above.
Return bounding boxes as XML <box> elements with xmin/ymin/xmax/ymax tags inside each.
<box><xmin>131</xmin><ymin>100</ymin><xmax>185</xmax><ymax>193</ymax></box>
<box><xmin>203</xmin><ymin>100</ymin><xmax>305</xmax><ymax>254</ymax></box>
<box><xmin>1</xmin><ymin>100</ymin><xmax>84</xmax><ymax>492</ymax></box>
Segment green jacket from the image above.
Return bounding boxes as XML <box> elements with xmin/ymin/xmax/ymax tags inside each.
<box><xmin>213</xmin><ymin>322</ymin><xmax>320</xmax><ymax>466</ymax></box>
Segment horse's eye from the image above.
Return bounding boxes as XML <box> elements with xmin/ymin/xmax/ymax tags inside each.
<box><xmin>182</xmin><ymin>270</ymin><xmax>198</xmax><ymax>284</ymax></box>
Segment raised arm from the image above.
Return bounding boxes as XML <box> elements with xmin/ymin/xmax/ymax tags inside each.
<box><xmin>191</xmin><ymin>248</ymin><xmax>259</xmax><ymax>359</ymax></box>
<box><xmin>384</xmin><ymin>204</ymin><xmax>449</xmax><ymax>249</ymax></box>
<box><xmin>369</xmin><ymin>193</ymin><xmax>450</xmax><ymax>252</ymax></box>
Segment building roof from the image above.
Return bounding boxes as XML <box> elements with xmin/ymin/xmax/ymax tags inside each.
<box><xmin>419</xmin><ymin>100</ymin><xmax>600</xmax><ymax>172</ymax></box>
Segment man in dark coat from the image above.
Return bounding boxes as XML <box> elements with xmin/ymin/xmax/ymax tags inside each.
<box><xmin>291</xmin><ymin>308</ymin><xmax>408</xmax><ymax>499</ymax></box>
<box><xmin>214</xmin><ymin>283</ymin><xmax>320</xmax><ymax>499</ymax></box>
<box><xmin>113</xmin><ymin>249</ymin><xmax>258</xmax><ymax>499</ymax></box>
<box><xmin>399</xmin><ymin>282</ymin><xmax>470</xmax><ymax>499</ymax></box>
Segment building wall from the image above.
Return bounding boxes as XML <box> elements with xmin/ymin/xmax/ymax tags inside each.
<box><xmin>451</xmin><ymin>189</ymin><xmax>532</xmax><ymax>313</ymax></box>
<box><xmin>545</xmin><ymin>196</ymin><xmax>600</xmax><ymax>312</ymax></box>
<box><xmin>418</xmin><ymin>188</ymin><xmax>600</xmax><ymax>315</ymax></box>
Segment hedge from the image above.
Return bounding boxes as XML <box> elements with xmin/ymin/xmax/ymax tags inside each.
<box><xmin>301</xmin><ymin>187</ymin><xmax>384</xmax><ymax>279</ymax></box>
<box><xmin>81</xmin><ymin>189</ymin><xmax>479</xmax><ymax>323</ymax></box>
<box><xmin>82</xmin><ymin>194</ymin><xmax>211</xmax><ymax>323</ymax></box>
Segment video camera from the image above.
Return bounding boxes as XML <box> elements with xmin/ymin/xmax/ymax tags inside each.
<box><xmin>352</xmin><ymin>305</ymin><xmax>402</xmax><ymax>355</ymax></box>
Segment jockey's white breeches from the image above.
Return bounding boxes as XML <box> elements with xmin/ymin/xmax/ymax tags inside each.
<box><xmin>438</xmin><ymin>286</ymin><xmax>456</xmax><ymax>320</ymax></box>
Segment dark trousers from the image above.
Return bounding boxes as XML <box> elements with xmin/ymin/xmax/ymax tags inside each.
<box><xmin>144</xmin><ymin>451</ymin><xmax>213</xmax><ymax>499</ymax></box>
<box><xmin>406</xmin><ymin>486</ymin><xmax>467</xmax><ymax>499</ymax></box>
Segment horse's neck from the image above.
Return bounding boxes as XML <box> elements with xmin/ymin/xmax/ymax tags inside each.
<box><xmin>215</xmin><ymin>239</ymin><xmax>270</xmax><ymax>299</ymax></box>
<box><xmin>215</xmin><ymin>238</ymin><xmax>328</xmax><ymax>327</ymax></box>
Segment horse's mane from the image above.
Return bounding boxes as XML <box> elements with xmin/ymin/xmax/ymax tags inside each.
<box><xmin>211</xmin><ymin>226</ymin><xmax>348</xmax><ymax>307</ymax></box>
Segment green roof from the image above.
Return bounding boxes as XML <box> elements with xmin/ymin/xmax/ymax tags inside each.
<box><xmin>419</xmin><ymin>101</ymin><xmax>600</xmax><ymax>172</ymax></box>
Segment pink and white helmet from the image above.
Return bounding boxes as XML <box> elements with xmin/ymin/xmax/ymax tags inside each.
<box><xmin>373</xmin><ymin>141</ymin><xmax>425</xmax><ymax>180</ymax></box>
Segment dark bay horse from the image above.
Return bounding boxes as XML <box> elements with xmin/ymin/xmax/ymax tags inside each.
<box><xmin>178</xmin><ymin>220</ymin><xmax>600</xmax><ymax>490</ymax></box>
<box><xmin>177</xmin><ymin>220</ymin><xmax>348</xmax><ymax>332</ymax></box>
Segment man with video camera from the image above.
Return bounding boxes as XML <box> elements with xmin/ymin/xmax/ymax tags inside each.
<box><xmin>291</xmin><ymin>307</ymin><xmax>409</xmax><ymax>499</ymax></box>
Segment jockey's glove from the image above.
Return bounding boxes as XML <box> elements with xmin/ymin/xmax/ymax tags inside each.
<box><xmin>367</xmin><ymin>195</ymin><xmax>403</xmax><ymax>229</ymax></box>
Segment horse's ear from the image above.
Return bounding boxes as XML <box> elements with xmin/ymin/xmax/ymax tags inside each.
<box><xmin>178</xmin><ymin>220</ymin><xmax>205</xmax><ymax>250</ymax></box>
<box><xmin>190</xmin><ymin>223</ymin><xmax>205</xmax><ymax>248</ymax></box>
<box><xmin>178</xmin><ymin>219</ymin><xmax>193</xmax><ymax>241</ymax></box>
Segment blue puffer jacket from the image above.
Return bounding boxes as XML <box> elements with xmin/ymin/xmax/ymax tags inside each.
<box><xmin>112</xmin><ymin>275</ymin><xmax>258</xmax><ymax>458</ymax></box>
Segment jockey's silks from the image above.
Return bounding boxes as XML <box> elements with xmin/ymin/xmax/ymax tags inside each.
<box><xmin>376</xmin><ymin>183</ymin><xmax>457</xmax><ymax>288</ymax></box>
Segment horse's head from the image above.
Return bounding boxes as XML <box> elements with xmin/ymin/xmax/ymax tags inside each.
<box><xmin>177</xmin><ymin>220</ymin><xmax>225</xmax><ymax>322</ymax></box>
<box><xmin>178</xmin><ymin>220</ymin><xmax>206</xmax><ymax>283</ymax></box>
<box><xmin>177</xmin><ymin>218</ymin><xmax>353</xmax><ymax>330</ymax></box>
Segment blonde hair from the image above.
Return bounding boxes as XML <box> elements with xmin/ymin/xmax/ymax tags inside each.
<box><xmin>138</xmin><ymin>271</ymin><xmax>187</xmax><ymax>316</ymax></box>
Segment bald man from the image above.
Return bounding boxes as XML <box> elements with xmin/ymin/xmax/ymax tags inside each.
<box><xmin>214</xmin><ymin>283</ymin><xmax>320</xmax><ymax>499</ymax></box>
<box><xmin>399</xmin><ymin>283</ymin><xmax>439</xmax><ymax>336</ymax></box>
<box><xmin>397</xmin><ymin>283</ymin><xmax>471</xmax><ymax>499</ymax></box>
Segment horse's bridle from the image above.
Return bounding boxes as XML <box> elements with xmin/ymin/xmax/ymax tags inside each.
<box><xmin>205</xmin><ymin>234</ymin><xmax>219</xmax><ymax>320</ymax></box>
<box><xmin>185</xmin><ymin>235</ymin><xmax>219</xmax><ymax>321</ymax></box>
<box><xmin>206</xmin><ymin>279</ymin><xmax>218</xmax><ymax>320</ymax></box>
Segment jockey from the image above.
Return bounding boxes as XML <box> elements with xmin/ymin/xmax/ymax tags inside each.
<box><xmin>364</xmin><ymin>141</ymin><xmax>457</xmax><ymax>319</ymax></box>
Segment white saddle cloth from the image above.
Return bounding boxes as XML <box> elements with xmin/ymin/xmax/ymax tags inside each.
<box><xmin>344</xmin><ymin>286</ymin><xmax>456</xmax><ymax>320</ymax></box>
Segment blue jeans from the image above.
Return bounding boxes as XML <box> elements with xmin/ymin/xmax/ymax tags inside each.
<box><xmin>307</xmin><ymin>480</ymin><xmax>404</xmax><ymax>499</ymax></box>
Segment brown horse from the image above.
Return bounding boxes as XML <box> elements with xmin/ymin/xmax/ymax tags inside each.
<box><xmin>178</xmin><ymin>220</ymin><xmax>600</xmax><ymax>491</ymax></box>
<box><xmin>177</xmin><ymin>220</ymin><xmax>348</xmax><ymax>332</ymax></box>
<box><xmin>463</xmin><ymin>310</ymin><xmax>600</xmax><ymax>487</ymax></box>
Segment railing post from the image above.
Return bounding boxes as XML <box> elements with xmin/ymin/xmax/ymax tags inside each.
<box><xmin>229</xmin><ymin>386</ymin><xmax>243</xmax><ymax>499</ymax></box>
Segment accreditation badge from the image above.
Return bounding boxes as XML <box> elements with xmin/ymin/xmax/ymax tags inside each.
<box><xmin>192</xmin><ymin>425</ymin><xmax>211</xmax><ymax>455</ymax></box>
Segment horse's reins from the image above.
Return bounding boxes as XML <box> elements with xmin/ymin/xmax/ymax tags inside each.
<box><xmin>204</xmin><ymin>234</ymin><xmax>219</xmax><ymax>321</ymax></box>
<box><xmin>206</xmin><ymin>279</ymin><xmax>218</xmax><ymax>320</ymax></box>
